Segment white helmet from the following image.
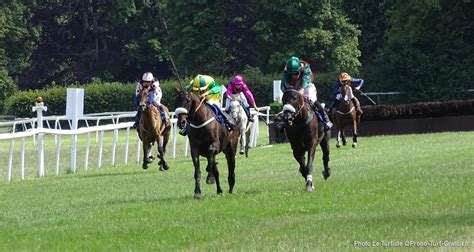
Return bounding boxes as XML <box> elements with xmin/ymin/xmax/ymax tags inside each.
<box><xmin>142</xmin><ymin>72</ymin><xmax>154</xmax><ymax>82</ymax></box>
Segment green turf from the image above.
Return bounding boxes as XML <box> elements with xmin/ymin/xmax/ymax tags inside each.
<box><xmin>0</xmin><ymin>130</ymin><xmax>473</xmax><ymax>251</ymax></box>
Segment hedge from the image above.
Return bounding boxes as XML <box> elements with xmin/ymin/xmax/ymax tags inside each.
<box><xmin>361</xmin><ymin>99</ymin><xmax>474</xmax><ymax>121</ymax></box>
<box><xmin>3</xmin><ymin>82</ymin><xmax>136</xmax><ymax>117</ymax></box>
<box><xmin>1</xmin><ymin>70</ymin><xmax>380</xmax><ymax>118</ymax></box>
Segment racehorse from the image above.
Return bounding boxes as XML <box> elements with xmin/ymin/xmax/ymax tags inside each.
<box><xmin>229</xmin><ymin>94</ymin><xmax>256</xmax><ymax>157</ymax></box>
<box><xmin>331</xmin><ymin>81</ymin><xmax>361</xmax><ymax>148</ymax></box>
<box><xmin>281</xmin><ymin>90</ymin><xmax>331</xmax><ymax>192</ymax></box>
<box><xmin>137</xmin><ymin>86</ymin><xmax>172</xmax><ymax>170</ymax></box>
<box><xmin>174</xmin><ymin>89</ymin><xmax>240</xmax><ymax>199</ymax></box>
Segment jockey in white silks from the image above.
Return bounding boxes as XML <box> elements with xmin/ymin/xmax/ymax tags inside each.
<box><xmin>133</xmin><ymin>72</ymin><xmax>170</xmax><ymax>128</ymax></box>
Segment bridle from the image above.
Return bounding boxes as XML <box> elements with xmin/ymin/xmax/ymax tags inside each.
<box><xmin>282</xmin><ymin>89</ymin><xmax>305</xmax><ymax>118</ymax></box>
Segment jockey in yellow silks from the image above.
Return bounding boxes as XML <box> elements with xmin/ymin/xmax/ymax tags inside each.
<box><xmin>184</xmin><ymin>74</ymin><xmax>235</xmax><ymax>131</ymax></box>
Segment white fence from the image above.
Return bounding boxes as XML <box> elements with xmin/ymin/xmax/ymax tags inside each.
<box><xmin>0</xmin><ymin>106</ymin><xmax>270</xmax><ymax>182</ymax></box>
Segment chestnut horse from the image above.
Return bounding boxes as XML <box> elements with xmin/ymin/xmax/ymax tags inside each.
<box><xmin>137</xmin><ymin>86</ymin><xmax>172</xmax><ymax>170</ymax></box>
<box><xmin>331</xmin><ymin>82</ymin><xmax>361</xmax><ymax>148</ymax></box>
<box><xmin>281</xmin><ymin>90</ymin><xmax>331</xmax><ymax>192</ymax></box>
<box><xmin>174</xmin><ymin>90</ymin><xmax>239</xmax><ymax>199</ymax></box>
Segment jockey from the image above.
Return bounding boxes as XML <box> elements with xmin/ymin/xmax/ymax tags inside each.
<box><xmin>184</xmin><ymin>74</ymin><xmax>236</xmax><ymax>131</ymax></box>
<box><xmin>330</xmin><ymin>72</ymin><xmax>364</xmax><ymax>114</ymax></box>
<box><xmin>225</xmin><ymin>75</ymin><xmax>259</xmax><ymax>122</ymax></box>
<box><xmin>133</xmin><ymin>72</ymin><xmax>170</xmax><ymax>128</ymax></box>
<box><xmin>280</xmin><ymin>56</ymin><xmax>333</xmax><ymax>129</ymax></box>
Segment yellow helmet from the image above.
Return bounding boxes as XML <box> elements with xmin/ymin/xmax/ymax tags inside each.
<box><xmin>339</xmin><ymin>72</ymin><xmax>351</xmax><ymax>82</ymax></box>
<box><xmin>191</xmin><ymin>75</ymin><xmax>209</xmax><ymax>91</ymax></box>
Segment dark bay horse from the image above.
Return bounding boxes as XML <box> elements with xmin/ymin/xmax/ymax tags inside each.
<box><xmin>138</xmin><ymin>87</ymin><xmax>172</xmax><ymax>170</ymax></box>
<box><xmin>175</xmin><ymin>90</ymin><xmax>240</xmax><ymax>199</ymax></box>
<box><xmin>331</xmin><ymin>82</ymin><xmax>361</xmax><ymax>148</ymax></box>
<box><xmin>281</xmin><ymin>90</ymin><xmax>331</xmax><ymax>192</ymax></box>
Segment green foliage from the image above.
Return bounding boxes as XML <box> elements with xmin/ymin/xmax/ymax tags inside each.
<box><xmin>166</xmin><ymin>0</ymin><xmax>361</xmax><ymax>75</ymax></box>
<box><xmin>4</xmin><ymin>82</ymin><xmax>135</xmax><ymax>117</ymax></box>
<box><xmin>0</xmin><ymin>69</ymin><xmax>16</xmax><ymax>113</ymax></box>
<box><xmin>367</xmin><ymin>0</ymin><xmax>474</xmax><ymax>103</ymax></box>
<box><xmin>269</xmin><ymin>101</ymin><xmax>282</xmax><ymax>115</ymax></box>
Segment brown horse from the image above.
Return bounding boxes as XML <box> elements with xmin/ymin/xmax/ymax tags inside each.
<box><xmin>281</xmin><ymin>90</ymin><xmax>331</xmax><ymax>192</ymax></box>
<box><xmin>138</xmin><ymin>86</ymin><xmax>172</xmax><ymax>170</ymax></box>
<box><xmin>331</xmin><ymin>82</ymin><xmax>361</xmax><ymax>148</ymax></box>
<box><xmin>174</xmin><ymin>90</ymin><xmax>240</xmax><ymax>199</ymax></box>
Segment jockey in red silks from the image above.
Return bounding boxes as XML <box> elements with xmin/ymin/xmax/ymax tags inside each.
<box><xmin>225</xmin><ymin>75</ymin><xmax>259</xmax><ymax>122</ymax></box>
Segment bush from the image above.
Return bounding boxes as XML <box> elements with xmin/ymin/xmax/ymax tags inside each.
<box><xmin>4</xmin><ymin>82</ymin><xmax>135</xmax><ymax>117</ymax></box>
<box><xmin>0</xmin><ymin>69</ymin><xmax>16</xmax><ymax>114</ymax></box>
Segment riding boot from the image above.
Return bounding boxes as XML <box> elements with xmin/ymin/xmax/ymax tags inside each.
<box><xmin>133</xmin><ymin>109</ymin><xmax>141</xmax><ymax>128</ymax></box>
<box><xmin>222</xmin><ymin>111</ymin><xmax>236</xmax><ymax>131</ymax></box>
<box><xmin>351</xmin><ymin>97</ymin><xmax>363</xmax><ymax>115</ymax></box>
<box><xmin>159</xmin><ymin>105</ymin><xmax>171</xmax><ymax>127</ymax></box>
<box><xmin>245</xmin><ymin>106</ymin><xmax>254</xmax><ymax>122</ymax></box>
<box><xmin>313</xmin><ymin>101</ymin><xmax>333</xmax><ymax>130</ymax></box>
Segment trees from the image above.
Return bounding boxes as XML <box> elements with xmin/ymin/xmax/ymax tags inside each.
<box><xmin>1</xmin><ymin>1</ymin><xmax>170</xmax><ymax>89</ymax></box>
<box><xmin>165</xmin><ymin>0</ymin><xmax>360</xmax><ymax>75</ymax></box>
<box><xmin>368</xmin><ymin>0</ymin><xmax>474</xmax><ymax>102</ymax></box>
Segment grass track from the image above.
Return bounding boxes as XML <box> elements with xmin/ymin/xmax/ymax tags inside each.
<box><xmin>0</xmin><ymin>131</ymin><xmax>473</xmax><ymax>251</ymax></box>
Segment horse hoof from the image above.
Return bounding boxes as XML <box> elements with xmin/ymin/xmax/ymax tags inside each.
<box><xmin>142</xmin><ymin>163</ymin><xmax>149</xmax><ymax>170</ymax></box>
<box><xmin>194</xmin><ymin>193</ymin><xmax>201</xmax><ymax>199</ymax></box>
<box><xmin>322</xmin><ymin>169</ymin><xmax>331</xmax><ymax>180</ymax></box>
<box><xmin>352</xmin><ymin>143</ymin><xmax>357</xmax><ymax>148</ymax></box>
<box><xmin>336</xmin><ymin>143</ymin><xmax>341</xmax><ymax>148</ymax></box>
<box><xmin>305</xmin><ymin>181</ymin><xmax>314</xmax><ymax>192</ymax></box>
<box><xmin>239</xmin><ymin>150</ymin><xmax>244</xmax><ymax>155</ymax></box>
<box><xmin>206</xmin><ymin>176</ymin><xmax>216</xmax><ymax>184</ymax></box>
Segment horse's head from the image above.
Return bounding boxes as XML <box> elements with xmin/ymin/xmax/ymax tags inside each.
<box><xmin>281</xmin><ymin>89</ymin><xmax>303</xmax><ymax>126</ymax></box>
<box><xmin>174</xmin><ymin>89</ymin><xmax>196</xmax><ymax>130</ymax></box>
<box><xmin>340</xmin><ymin>81</ymin><xmax>352</xmax><ymax>102</ymax></box>
<box><xmin>229</xmin><ymin>94</ymin><xmax>242</xmax><ymax>120</ymax></box>
<box><xmin>138</xmin><ymin>83</ymin><xmax>151</xmax><ymax>112</ymax></box>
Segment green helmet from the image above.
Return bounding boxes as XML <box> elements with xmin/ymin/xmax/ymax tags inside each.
<box><xmin>286</xmin><ymin>56</ymin><xmax>301</xmax><ymax>74</ymax></box>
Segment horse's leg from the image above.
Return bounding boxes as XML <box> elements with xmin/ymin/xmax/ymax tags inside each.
<box><xmin>341</xmin><ymin>128</ymin><xmax>347</xmax><ymax>146</ymax></box>
<box><xmin>224</xmin><ymin>145</ymin><xmax>236</xmax><ymax>194</ymax></box>
<box><xmin>320</xmin><ymin>133</ymin><xmax>331</xmax><ymax>180</ymax></box>
<box><xmin>305</xmin><ymin>144</ymin><xmax>317</xmax><ymax>192</ymax></box>
<box><xmin>207</xmin><ymin>144</ymin><xmax>222</xmax><ymax>194</ymax></box>
<box><xmin>161</xmin><ymin>128</ymin><xmax>171</xmax><ymax>170</ymax></box>
<box><xmin>245</xmin><ymin>125</ymin><xmax>251</xmax><ymax>158</ymax></box>
<box><xmin>191</xmin><ymin>147</ymin><xmax>202</xmax><ymax>199</ymax></box>
<box><xmin>293</xmin><ymin>149</ymin><xmax>307</xmax><ymax>179</ymax></box>
<box><xmin>207</xmin><ymin>152</ymin><xmax>222</xmax><ymax>195</ymax></box>
<box><xmin>352</xmin><ymin>118</ymin><xmax>358</xmax><ymax>148</ymax></box>
<box><xmin>157</xmin><ymin>135</ymin><xmax>169</xmax><ymax>171</ymax></box>
<box><xmin>336</xmin><ymin>130</ymin><xmax>341</xmax><ymax>148</ymax></box>
<box><xmin>239</xmin><ymin>124</ymin><xmax>246</xmax><ymax>155</ymax></box>
<box><xmin>142</xmin><ymin>141</ymin><xmax>153</xmax><ymax>170</ymax></box>
<box><xmin>205</xmin><ymin>151</ymin><xmax>216</xmax><ymax>185</ymax></box>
